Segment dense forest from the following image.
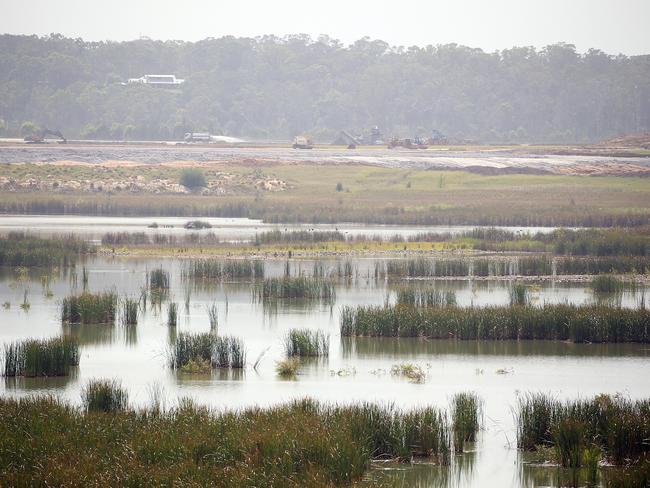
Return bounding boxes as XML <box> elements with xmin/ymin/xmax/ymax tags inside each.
<box><xmin>0</xmin><ymin>33</ymin><xmax>649</xmax><ymax>143</ymax></box>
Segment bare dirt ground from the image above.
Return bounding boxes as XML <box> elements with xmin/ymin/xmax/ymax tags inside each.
<box><xmin>0</xmin><ymin>141</ymin><xmax>649</xmax><ymax>176</ymax></box>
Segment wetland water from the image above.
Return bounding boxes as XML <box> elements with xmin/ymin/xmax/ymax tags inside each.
<box><xmin>1</xmin><ymin>256</ymin><xmax>649</xmax><ymax>488</ymax></box>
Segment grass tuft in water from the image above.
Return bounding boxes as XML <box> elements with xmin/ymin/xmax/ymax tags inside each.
<box><xmin>450</xmin><ymin>392</ymin><xmax>483</xmax><ymax>452</ymax></box>
<box><xmin>61</xmin><ymin>292</ymin><xmax>117</xmax><ymax>324</ymax></box>
<box><xmin>167</xmin><ymin>302</ymin><xmax>178</xmax><ymax>327</ymax></box>
<box><xmin>170</xmin><ymin>332</ymin><xmax>245</xmax><ymax>370</ymax></box>
<box><xmin>122</xmin><ymin>298</ymin><xmax>139</xmax><ymax>326</ymax></box>
<box><xmin>257</xmin><ymin>277</ymin><xmax>335</xmax><ymax>301</ymax></box>
<box><xmin>82</xmin><ymin>379</ymin><xmax>129</xmax><ymax>413</ymax></box>
<box><xmin>2</xmin><ymin>336</ymin><xmax>79</xmax><ymax>377</ymax></box>
<box><xmin>148</xmin><ymin>267</ymin><xmax>169</xmax><ymax>291</ymax></box>
<box><xmin>284</xmin><ymin>329</ymin><xmax>329</xmax><ymax>357</ymax></box>
<box><xmin>275</xmin><ymin>358</ymin><xmax>300</xmax><ymax>378</ymax></box>
<box><xmin>590</xmin><ymin>274</ymin><xmax>624</xmax><ymax>293</ymax></box>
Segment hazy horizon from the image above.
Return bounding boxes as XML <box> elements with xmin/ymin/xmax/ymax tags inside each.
<box><xmin>2</xmin><ymin>0</ymin><xmax>650</xmax><ymax>55</ymax></box>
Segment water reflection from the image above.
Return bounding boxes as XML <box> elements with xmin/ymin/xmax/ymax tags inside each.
<box><xmin>341</xmin><ymin>338</ymin><xmax>650</xmax><ymax>359</ymax></box>
<box><xmin>4</xmin><ymin>368</ymin><xmax>78</xmax><ymax>391</ymax></box>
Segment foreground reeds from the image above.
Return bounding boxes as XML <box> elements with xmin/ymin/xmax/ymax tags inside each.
<box><xmin>284</xmin><ymin>329</ymin><xmax>330</xmax><ymax>357</ymax></box>
<box><xmin>170</xmin><ymin>332</ymin><xmax>246</xmax><ymax>370</ymax></box>
<box><xmin>516</xmin><ymin>393</ymin><xmax>650</xmax><ymax>466</ymax></box>
<box><xmin>61</xmin><ymin>291</ymin><xmax>117</xmax><ymax>324</ymax></box>
<box><xmin>2</xmin><ymin>337</ymin><xmax>79</xmax><ymax>377</ymax></box>
<box><xmin>0</xmin><ymin>395</ymin><xmax>453</xmax><ymax>486</ymax></box>
<box><xmin>340</xmin><ymin>304</ymin><xmax>650</xmax><ymax>342</ymax></box>
<box><xmin>82</xmin><ymin>379</ymin><xmax>129</xmax><ymax>412</ymax></box>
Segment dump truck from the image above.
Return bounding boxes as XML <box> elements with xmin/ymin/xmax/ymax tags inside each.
<box><xmin>184</xmin><ymin>132</ymin><xmax>212</xmax><ymax>143</ymax></box>
<box><xmin>24</xmin><ymin>129</ymin><xmax>66</xmax><ymax>144</ymax></box>
<box><xmin>292</xmin><ymin>135</ymin><xmax>314</xmax><ymax>149</ymax></box>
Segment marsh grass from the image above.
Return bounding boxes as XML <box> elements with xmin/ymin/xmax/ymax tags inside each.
<box><xmin>591</xmin><ymin>275</ymin><xmax>624</xmax><ymax>293</ymax></box>
<box><xmin>0</xmin><ymin>395</ymin><xmax>455</xmax><ymax>485</ymax></box>
<box><xmin>82</xmin><ymin>379</ymin><xmax>129</xmax><ymax>412</ymax></box>
<box><xmin>0</xmin><ymin>232</ymin><xmax>94</xmax><ymax>267</ymax></box>
<box><xmin>206</xmin><ymin>303</ymin><xmax>218</xmax><ymax>331</ymax></box>
<box><xmin>167</xmin><ymin>302</ymin><xmax>178</xmax><ymax>327</ymax></box>
<box><xmin>450</xmin><ymin>392</ymin><xmax>483</xmax><ymax>452</ymax></box>
<box><xmin>340</xmin><ymin>304</ymin><xmax>650</xmax><ymax>342</ymax></box>
<box><xmin>509</xmin><ymin>283</ymin><xmax>530</xmax><ymax>306</ymax></box>
<box><xmin>121</xmin><ymin>298</ymin><xmax>138</xmax><ymax>326</ymax></box>
<box><xmin>170</xmin><ymin>332</ymin><xmax>246</xmax><ymax>370</ymax></box>
<box><xmin>183</xmin><ymin>259</ymin><xmax>264</xmax><ymax>281</ymax></box>
<box><xmin>396</xmin><ymin>288</ymin><xmax>457</xmax><ymax>307</ymax></box>
<box><xmin>257</xmin><ymin>276</ymin><xmax>335</xmax><ymax>301</ymax></box>
<box><xmin>516</xmin><ymin>393</ymin><xmax>650</xmax><ymax>467</ymax></box>
<box><xmin>61</xmin><ymin>292</ymin><xmax>117</xmax><ymax>324</ymax></box>
<box><xmin>284</xmin><ymin>329</ymin><xmax>329</xmax><ymax>357</ymax></box>
<box><xmin>148</xmin><ymin>268</ymin><xmax>169</xmax><ymax>291</ymax></box>
<box><xmin>275</xmin><ymin>357</ymin><xmax>300</xmax><ymax>377</ymax></box>
<box><xmin>2</xmin><ymin>336</ymin><xmax>79</xmax><ymax>377</ymax></box>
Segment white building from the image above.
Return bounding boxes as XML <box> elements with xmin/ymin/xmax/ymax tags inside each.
<box><xmin>127</xmin><ymin>75</ymin><xmax>185</xmax><ymax>87</ymax></box>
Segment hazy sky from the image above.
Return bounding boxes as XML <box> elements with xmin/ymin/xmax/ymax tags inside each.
<box><xmin>2</xmin><ymin>0</ymin><xmax>649</xmax><ymax>55</ymax></box>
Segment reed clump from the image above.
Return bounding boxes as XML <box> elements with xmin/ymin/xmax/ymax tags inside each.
<box><xmin>170</xmin><ymin>332</ymin><xmax>246</xmax><ymax>370</ymax></box>
<box><xmin>82</xmin><ymin>379</ymin><xmax>129</xmax><ymax>413</ymax></box>
<box><xmin>509</xmin><ymin>283</ymin><xmax>530</xmax><ymax>306</ymax></box>
<box><xmin>2</xmin><ymin>336</ymin><xmax>79</xmax><ymax>377</ymax></box>
<box><xmin>284</xmin><ymin>329</ymin><xmax>329</xmax><ymax>357</ymax></box>
<box><xmin>122</xmin><ymin>298</ymin><xmax>139</xmax><ymax>326</ymax></box>
<box><xmin>590</xmin><ymin>275</ymin><xmax>624</xmax><ymax>293</ymax></box>
<box><xmin>0</xmin><ymin>395</ymin><xmax>455</xmax><ymax>485</ymax></box>
<box><xmin>183</xmin><ymin>259</ymin><xmax>264</xmax><ymax>281</ymax></box>
<box><xmin>148</xmin><ymin>268</ymin><xmax>170</xmax><ymax>291</ymax></box>
<box><xmin>340</xmin><ymin>304</ymin><xmax>650</xmax><ymax>343</ymax></box>
<box><xmin>167</xmin><ymin>302</ymin><xmax>178</xmax><ymax>327</ymax></box>
<box><xmin>516</xmin><ymin>393</ymin><xmax>650</xmax><ymax>467</ymax></box>
<box><xmin>396</xmin><ymin>288</ymin><xmax>457</xmax><ymax>307</ymax></box>
<box><xmin>61</xmin><ymin>292</ymin><xmax>117</xmax><ymax>324</ymax></box>
<box><xmin>275</xmin><ymin>357</ymin><xmax>300</xmax><ymax>377</ymax></box>
<box><xmin>450</xmin><ymin>392</ymin><xmax>483</xmax><ymax>452</ymax></box>
<box><xmin>257</xmin><ymin>276</ymin><xmax>335</xmax><ymax>301</ymax></box>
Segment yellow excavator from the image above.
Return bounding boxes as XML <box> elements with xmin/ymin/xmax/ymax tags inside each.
<box><xmin>24</xmin><ymin>128</ymin><xmax>67</xmax><ymax>144</ymax></box>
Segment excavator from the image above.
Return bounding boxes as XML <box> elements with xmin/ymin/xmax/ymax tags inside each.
<box><xmin>24</xmin><ymin>128</ymin><xmax>67</xmax><ymax>144</ymax></box>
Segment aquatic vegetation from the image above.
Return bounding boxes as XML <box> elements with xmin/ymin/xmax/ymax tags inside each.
<box><xmin>183</xmin><ymin>259</ymin><xmax>264</xmax><ymax>281</ymax></box>
<box><xmin>82</xmin><ymin>379</ymin><xmax>129</xmax><ymax>413</ymax></box>
<box><xmin>0</xmin><ymin>395</ymin><xmax>455</xmax><ymax>485</ymax></box>
<box><xmin>255</xmin><ymin>229</ymin><xmax>346</xmax><ymax>244</ymax></box>
<box><xmin>148</xmin><ymin>267</ymin><xmax>170</xmax><ymax>291</ymax></box>
<box><xmin>206</xmin><ymin>303</ymin><xmax>218</xmax><ymax>330</ymax></box>
<box><xmin>61</xmin><ymin>291</ymin><xmax>117</xmax><ymax>324</ymax></box>
<box><xmin>284</xmin><ymin>329</ymin><xmax>330</xmax><ymax>357</ymax></box>
<box><xmin>169</xmin><ymin>332</ymin><xmax>246</xmax><ymax>370</ymax></box>
<box><xmin>275</xmin><ymin>357</ymin><xmax>300</xmax><ymax>377</ymax></box>
<box><xmin>516</xmin><ymin>393</ymin><xmax>650</xmax><ymax>466</ymax></box>
<box><xmin>256</xmin><ymin>276</ymin><xmax>335</xmax><ymax>301</ymax></box>
<box><xmin>590</xmin><ymin>275</ymin><xmax>624</xmax><ymax>293</ymax></box>
<box><xmin>450</xmin><ymin>392</ymin><xmax>483</xmax><ymax>452</ymax></box>
<box><xmin>121</xmin><ymin>298</ymin><xmax>139</xmax><ymax>326</ymax></box>
<box><xmin>0</xmin><ymin>232</ymin><xmax>94</xmax><ymax>267</ymax></box>
<box><xmin>340</xmin><ymin>304</ymin><xmax>650</xmax><ymax>342</ymax></box>
<box><xmin>509</xmin><ymin>283</ymin><xmax>530</xmax><ymax>306</ymax></box>
<box><xmin>396</xmin><ymin>288</ymin><xmax>457</xmax><ymax>307</ymax></box>
<box><xmin>167</xmin><ymin>302</ymin><xmax>178</xmax><ymax>327</ymax></box>
<box><xmin>2</xmin><ymin>337</ymin><xmax>79</xmax><ymax>377</ymax></box>
<box><xmin>390</xmin><ymin>363</ymin><xmax>426</xmax><ymax>383</ymax></box>
<box><xmin>20</xmin><ymin>289</ymin><xmax>30</xmax><ymax>311</ymax></box>
<box><xmin>179</xmin><ymin>357</ymin><xmax>212</xmax><ymax>374</ymax></box>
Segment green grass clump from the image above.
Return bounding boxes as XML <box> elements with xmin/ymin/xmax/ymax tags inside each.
<box><xmin>170</xmin><ymin>332</ymin><xmax>245</xmax><ymax>370</ymax></box>
<box><xmin>148</xmin><ymin>267</ymin><xmax>170</xmax><ymax>291</ymax></box>
<box><xmin>184</xmin><ymin>259</ymin><xmax>264</xmax><ymax>281</ymax></box>
<box><xmin>340</xmin><ymin>304</ymin><xmax>650</xmax><ymax>343</ymax></box>
<box><xmin>450</xmin><ymin>392</ymin><xmax>483</xmax><ymax>452</ymax></box>
<box><xmin>590</xmin><ymin>275</ymin><xmax>624</xmax><ymax>293</ymax></box>
<box><xmin>390</xmin><ymin>363</ymin><xmax>426</xmax><ymax>383</ymax></box>
<box><xmin>516</xmin><ymin>393</ymin><xmax>650</xmax><ymax>466</ymax></box>
<box><xmin>509</xmin><ymin>283</ymin><xmax>530</xmax><ymax>306</ymax></box>
<box><xmin>2</xmin><ymin>337</ymin><xmax>79</xmax><ymax>377</ymax></box>
<box><xmin>167</xmin><ymin>302</ymin><xmax>178</xmax><ymax>327</ymax></box>
<box><xmin>122</xmin><ymin>298</ymin><xmax>139</xmax><ymax>326</ymax></box>
<box><xmin>396</xmin><ymin>288</ymin><xmax>456</xmax><ymax>307</ymax></box>
<box><xmin>82</xmin><ymin>379</ymin><xmax>129</xmax><ymax>413</ymax></box>
<box><xmin>275</xmin><ymin>358</ymin><xmax>300</xmax><ymax>377</ymax></box>
<box><xmin>0</xmin><ymin>396</ymin><xmax>454</xmax><ymax>485</ymax></box>
<box><xmin>257</xmin><ymin>276</ymin><xmax>335</xmax><ymax>301</ymax></box>
<box><xmin>61</xmin><ymin>292</ymin><xmax>117</xmax><ymax>324</ymax></box>
<box><xmin>284</xmin><ymin>329</ymin><xmax>329</xmax><ymax>357</ymax></box>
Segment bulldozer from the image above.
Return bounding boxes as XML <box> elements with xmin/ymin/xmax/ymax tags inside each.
<box><xmin>387</xmin><ymin>136</ymin><xmax>428</xmax><ymax>149</ymax></box>
<box><xmin>24</xmin><ymin>129</ymin><xmax>67</xmax><ymax>144</ymax></box>
<box><xmin>292</xmin><ymin>135</ymin><xmax>314</xmax><ymax>149</ymax></box>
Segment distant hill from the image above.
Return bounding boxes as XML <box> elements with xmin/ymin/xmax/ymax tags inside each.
<box><xmin>0</xmin><ymin>34</ymin><xmax>648</xmax><ymax>143</ymax></box>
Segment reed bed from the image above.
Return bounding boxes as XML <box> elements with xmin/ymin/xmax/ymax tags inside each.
<box><xmin>450</xmin><ymin>392</ymin><xmax>483</xmax><ymax>452</ymax></box>
<box><xmin>396</xmin><ymin>288</ymin><xmax>457</xmax><ymax>307</ymax></box>
<box><xmin>254</xmin><ymin>229</ymin><xmax>346</xmax><ymax>245</ymax></box>
<box><xmin>82</xmin><ymin>379</ymin><xmax>129</xmax><ymax>413</ymax></box>
<box><xmin>148</xmin><ymin>267</ymin><xmax>170</xmax><ymax>291</ymax></box>
<box><xmin>101</xmin><ymin>231</ymin><xmax>221</xmax><ymax>246</ymax></box>
<box><xmin>256</xmin><ymin>276</ymin><xmax>335</xmax><ymax>301</ymax></box>
<box><xmin>284</xmin><ymin>329</ymin><xmax>330</xmax><ymax>357</ymax></box>
<box><xmin>61</xmin><ymin>291</ymin><xmax>117</xmax><ymax>324</ymax></box>
<box><xmin>0</xmin><ymin>232</ymin><xmax>94</xmax><ymax>267</ymax></box>
<box><xmin>516</xmin><ymin>393</ymin><xmax>650</xmax><ymax>466</ymax></box>
<box><xmin>121</xmin><ymin>298</ymin><xmax>139</xmax><ymax>326</ymax></box>
<box><xmin>2</xmin><ymin>336</ymin><xmax>79</xmax><ymax>377</ymax></box>
<box><xmin>340</xmin><ymin>304</ymin><xmax>650</xmax><ymax>342</ymax></box>
<box><xmin>183</xmin><ymin>259</ymin><xmax>264</xmax><ymax>281</ymax></box>
<box><xmin>0</xmin><ymin>395</ymin><xmax>454</xmax><ymax>485</ymax></box>
<box><xmin>170</xmin><ymin>332</ymin><xmax>246</xmax><ymax>369</ymax></box>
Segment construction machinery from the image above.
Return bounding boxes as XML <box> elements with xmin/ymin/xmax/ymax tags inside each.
<box><xmin>292</xmin><ymin>135</ymin><xmax>314</xmax><ymax>149</ymax></box>
<box><xmin>24</xmin><ymin>129</ymin><xmax>67</xmax><ymax>144</ymax></box>
<box><xmin>387</xmin><ymin>136</ymin><xmax>428</xmax><ymax>149</ymax></box>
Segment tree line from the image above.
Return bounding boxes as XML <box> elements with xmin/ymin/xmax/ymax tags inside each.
<box><xmin>0</xmin><ymin>33</ymin><xmax>648</xmax><ymax>143</ymax></box>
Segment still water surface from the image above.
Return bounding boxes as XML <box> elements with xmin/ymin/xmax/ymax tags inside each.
<box><xmin>1</xmin><ymin>256</ymin><xmax>648</xmax><ymax>488</ymax></box>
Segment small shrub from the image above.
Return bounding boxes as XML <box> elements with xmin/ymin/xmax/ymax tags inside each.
<box><xmin>179</xmin><ymin>168</ymin><xmax>207</xmax><ymax>189</ymax></box>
